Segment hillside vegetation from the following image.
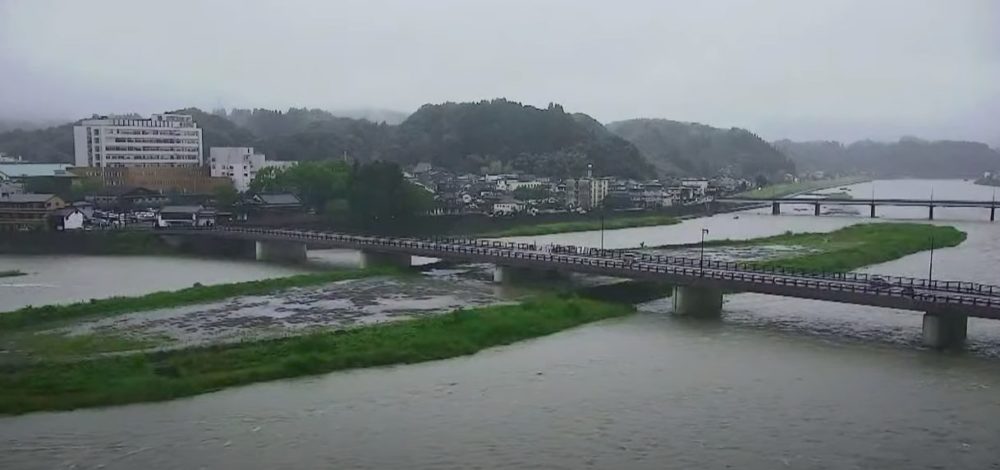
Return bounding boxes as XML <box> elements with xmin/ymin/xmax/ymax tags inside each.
<box><xmin>0</xmin><ymin>100</ymin><xmax>654</xmax><ymax>178</ymax></box>
<box><xmin>775</xmin><ymin>138</ymin><xmax>1000</xmax><ymax>178</ymax></box>
<box><xmin>393</xmin><ymin>100</ymin><xmax>654</xmax><ymax>178</ymax></box>
<box><xmin>607</xmin><ymin>118</ymin><xmax>795</xmax><ymax>178</ymax></box>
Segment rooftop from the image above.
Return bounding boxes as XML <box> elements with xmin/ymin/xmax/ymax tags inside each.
<box><xmin>160</xmin><ymin>205</ymin><xmax>206</xmax><ymax>214</ymax></box>
<box><xmin>0</xmin><ymin>193</ymin><xmax>59</xmax><ymax>203</ymax></box>
<box><xmin>0</xmin><ymin>163</ymin><xmax>72</xmax><ymax>179</ymax></box>
<box><xmin>254</xmin><ymin>193</ymin><xmax>301</xmax><ymax>205</ymax></box>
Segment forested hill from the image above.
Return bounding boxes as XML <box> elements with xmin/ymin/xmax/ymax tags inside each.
<box><xmin>391</xmin><ymin>100</ymin><xmax>653</xmax><ymax>178</ymax></box>
<box><xmin>0</xmin><ymin>100</ymin><xmax>652</xmax><ymax>178</ymax></box>
<box><xmin>774</xmin><ymin>138</ymin><xmax>1000</xmax><ymax>178</ymax></box>
<box><xmin>606</xmin><ymin>118</ymin><xmax>795</xmax><ymax>178</ymax></box>
<box><xmin>0</xmin><ymin>122</ymin><xmax>76</xmax><ymax>163</ymax></box>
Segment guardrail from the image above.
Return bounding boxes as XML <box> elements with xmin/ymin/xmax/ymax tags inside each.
<box><xmin>169</xmin><ymin>226</ymin><xmax>1000</xmax><ymax>310</ymax></box>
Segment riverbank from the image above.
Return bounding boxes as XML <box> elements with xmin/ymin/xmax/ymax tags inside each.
<box><xmin>0</xmin><ymin>231</ymin><xmax>178</xmax><ymax>255</ymax></box>
<box><xmin>0</xmin><ymin>268</ymin><xmax>396</xmax><ymax>330</ymax></box>
<box><xmin>733</xmin><ymin>176</ymin><xmax>869</xmax><ymax>199</ymax></box>
<box><xmin>479</xmin><ymin>214</ymin><xmax>679</xmax><ymax>237</ymax></box>
<box><xmin>974</xmin><ymin>177</ymin><xmax>1000</xmax><ymax>188</ymax></box>
<box><xmin>692</xmin><ymin>223</ymin><xmax>966</xmax><ymax>273</ymax></box>
<box><xmin>0</xmin><ymin>296</ymin><xmax>633</xmax><ymax>415</ymax></box>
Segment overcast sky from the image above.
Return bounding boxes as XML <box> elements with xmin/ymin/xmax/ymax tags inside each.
<box><xmin>1</xmin><ymin>0</ymin><xmax>997</xmax><ymax>143</ymax></box>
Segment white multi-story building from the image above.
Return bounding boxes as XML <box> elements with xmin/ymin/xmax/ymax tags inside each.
<box><xmin>589</xmin><ymin>178</ymin><xmax>610</xmax><ymax>208</ymax></box>
<box><xmin>209</xmin><ymin>147</ymin><xmax>295</xmax><ymax>192</ymax></box>
<box><xmin>73</xmin><ymin>114</ymin><xmax>203</xmax><ymax>168</ymax></box>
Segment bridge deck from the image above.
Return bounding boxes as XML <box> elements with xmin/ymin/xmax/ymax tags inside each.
<box><xmin>164</xmin><ymin>227</ymin><xmax>1000</xmax><ymax>320</ymax></box>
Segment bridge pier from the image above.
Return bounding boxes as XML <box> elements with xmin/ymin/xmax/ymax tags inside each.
<box><xmin>922</xmin><ymin>312</ymin><xmax>967</xmax><ymax>349</ymax></box>
<box><xmin>360</xmin><ymin>250</ymin><xmax>411</xmax><ymax>269</ymax></box>
<box><xmin>870</xmin><ymin>203</ymin><xmax>876</xmax><ymax>218</ymax></box>
<box><xmin>771</xmin><ymin>202</ymin><xmax>781</xmax><ymax>215</ymax></box>
<box><xmin>492</xmin><ymin>265</ymin><xmax>559</xmax><ymax>284</ymax></box>
<box><xmin>255</xmin><ymin>240</ymin><xmax>308</xmax><ymax>264</ymax></box>
<box><xmin>814</xmin><ymin>203</ymin><xmax>821</xmax><ymax>216</ymax></box>
<box><xmin>991</xmin><ymin>206</ymin><xmax>995</xmax><ymax>222</ymax></box>
<box><xmin>672</xmin><ymin>285</ymin><xmax>723</xmax><ymax>318</ymax></box>
<box><xmin>928</xmin><ymin>205</ymin><xmax>935</xmax><ymax>220</ymax></box>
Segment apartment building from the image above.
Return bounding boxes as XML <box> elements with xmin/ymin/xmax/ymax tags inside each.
<box><xmin>209</xmin><ymin>147</ymin><xmax>295</xmax><ymax>192</ymax></box>
<box><xmin>73</xmin><ymin>114</ymin><xmax>203</xmax><ymax>167</ymax></box>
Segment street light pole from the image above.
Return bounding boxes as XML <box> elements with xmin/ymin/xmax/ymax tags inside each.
<box><xmin>928</xmin><ymin>235</ymin><xmax>935</xmax><ymax>284</ymax></box>
<box><xmin>700</xmin><ymin>228</ymin><xmax>709</xmax><ymax>276</ymax></box>
<box><xmin>600</xmin><ymin>209</ymin><xmax>605</xmax><ymax>251</ymax></box>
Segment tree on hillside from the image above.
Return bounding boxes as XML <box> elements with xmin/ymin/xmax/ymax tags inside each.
<box><xmin>607</xmin><ymin>118</ymin><xmax>795</xmax><ymax>178</ymax></box>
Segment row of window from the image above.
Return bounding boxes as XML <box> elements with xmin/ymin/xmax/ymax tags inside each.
<box><xmin>103</xmin><ymin>146</ymin><xmax>201</xmax><ymax>153</ymax></box>
<box><xmin>92</xmin><ymin>155</ymin><xmax>200</xmax><ymax>162</ymax></box>
<box><xmin>94</xmin><ymin>128</ymin><xmax>200</xmax><ymax>137</ymax></box>
<box><xmin>112</xmin><ymin>138</ymin><xmax>200</xmax><ymax>144</ymax></box>
<box><xmin>102</xmin><ymin>163</ymin><xmax>201</xmax><ymax>168</ymax></box>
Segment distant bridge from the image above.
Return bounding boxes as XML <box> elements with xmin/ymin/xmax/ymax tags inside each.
<box><xmin>161</xmin><ymin>226</ymin><xmax>1000</xmax><ymax>348</ymax></box>
<box><xmin>716</xmin><ymin>197</ymin><xmax>999</xmax><ymax>220</ymax></box>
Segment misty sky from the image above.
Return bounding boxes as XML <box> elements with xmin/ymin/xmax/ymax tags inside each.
<box><xmin>1</xmin><ymin>0</ymin><xmax>998</xmax><ymax>144</ymax></box>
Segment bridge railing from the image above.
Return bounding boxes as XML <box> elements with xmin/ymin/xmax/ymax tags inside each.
<box><xmin>192</xmin><ymin>226</ymin><xmax>1000</xmax><ymax>305</ymax></box>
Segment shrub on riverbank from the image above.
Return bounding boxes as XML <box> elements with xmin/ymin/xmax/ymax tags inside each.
<box><xmin>0</xmin><ymin>296</ymin><xmax>633</xmax><ymax>414</ymax></box>
<box><xmin>0</xmin><ymin>270</ymin><xmax>25</xmax><ymax>278</ymax></box>
<box><xmin>480</xmin><ymin>214</ymin><xmax>679</xmax><ymax>237</ymax></box>
<box><xmin>0</xmin><ymin>268</ymin><xmax>395</xmax><ymax>330</ymax></box>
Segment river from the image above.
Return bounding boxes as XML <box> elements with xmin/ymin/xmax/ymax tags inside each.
<box><xmin>2</xmin><ymin>179</ymin><xmax>1000</xmax><ymax>469</ymax></box>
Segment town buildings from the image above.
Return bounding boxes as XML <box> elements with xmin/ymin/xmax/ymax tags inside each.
<box><xmin>69</xmin><ymin>166</ymin><xmax>230</xmax><ymax>195</ymax></box>
<box><xmin>209</xmin><ymin>147</ymin><xmax>296</xmax><ymax>192</ymax></box>
<box><xmin>73</xmin><ymin>114</ymin><xmax>203</xmax><ymax>168</ymax></box>
<box><xmin>0</xmin><ymin>193</ymin><xmax>66</xmax><ymax>231</ymax></box>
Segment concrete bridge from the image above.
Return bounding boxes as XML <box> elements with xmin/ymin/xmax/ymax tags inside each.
<box><xmin>162</xmin><ymin>226</ymin><xmax>1000</xmax><ymax>349</ymax></box>
<box><xmin>717</xmin><ymin>197</ymin><xmax>999</xmax><ymax>220</ymax></box>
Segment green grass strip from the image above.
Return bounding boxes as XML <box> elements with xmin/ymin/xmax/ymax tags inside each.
<box><xmin>480</xmin><ymin>214</ymin><xmax>679</xmax><ymax>237</ymax></box>
<box><xmin>0</xmin><ymin>268</ymin><xmax>396</xmax><ymax>330</ymax></box>
<box><xmin>0</xmin><ymin>296</ymin><xmax>633</xmax><ymax>415</ymax></box>
<box><xmin>704</xmin><ymin>223</ymin><xmax>965</xmax><ymax>273</ymax></box>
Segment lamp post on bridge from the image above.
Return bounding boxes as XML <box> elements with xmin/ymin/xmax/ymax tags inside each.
<box><xmin>700</xmin><ymin>228</ymin><xmax>709</xmax><ymax>276</ymax></box>
<box><xmin>928</xmin><ymin>235</ymin><xmax>935</xmax><ymax>287</ymax></box>
<box><xmin>600</xmin><ymin>209</ymin><xmax>605</xmax><ymax>251</ymax></box>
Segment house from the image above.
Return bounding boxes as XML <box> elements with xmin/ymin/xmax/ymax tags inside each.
<box><xmin>492</xmin><ymin>198</ymin><xmax>524</xmax><ymax>215</ymax></box>
<box><xmin>680</xmin><ymin>178</ymin><xmax>710</xmax><ymax>198</ymax></box>
<box><xmin>51</xmin><ymin>207</ymin><xmax>87</xmax><ymax>231</ymax></box>
<box><xmin>247</xmin><ymin>193</ymin><xmax>303</xmax><ymax>211</ymax></box>
<box><xmin>157</xmin><ymin>205</ymin><xmax>216</xmax><ymax>228</ymax></box>
<box><xmin>0</xmin><ymin>193</ymin><xmax>67</xmax><ymax>231</ymax></box>
<box><xmin>0</xmin><ymin>181</ymin><xmax>22</xmax><ymax>198</ymax></box>
<box><xmin>87</xmin><ymin>187</ymin><xmax>170</xmax><ymax>210</ymax></box>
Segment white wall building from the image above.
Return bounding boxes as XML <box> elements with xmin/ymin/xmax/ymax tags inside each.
<box><xmin>590</xmin><ymin>178</ymin><xmax>610</xmax><ymax>208</ymax></box>
<box><xmin>680</xmin><ymin>178</ymin><xmax>710</xmax><ymax>197</ymax></box>
<box><xmin>209</xmin><ymin>147</ymin><xmax>295</xmax><ymax>192</ymax></box>
<box><xmin>73</xmin><ymin>114</ymin><xmax>203</xmax><ymax>168</ymax></box>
